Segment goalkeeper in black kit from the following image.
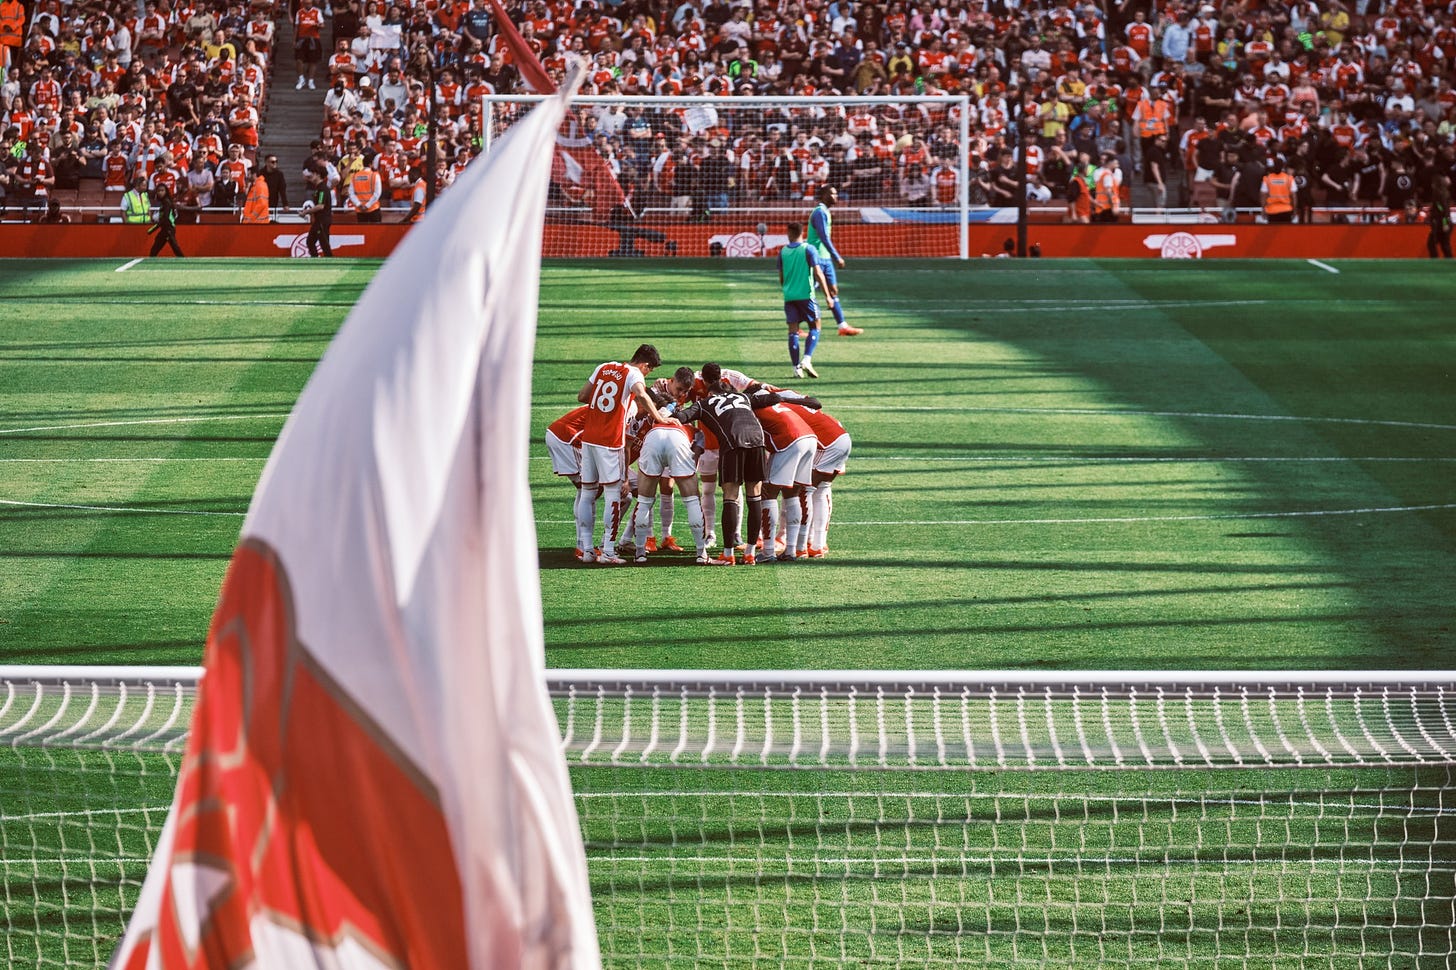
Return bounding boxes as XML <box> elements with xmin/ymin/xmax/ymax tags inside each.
<box><xmin>677</xmin><ymin>362</ymin><xmax>819</xmax><ymax>565</ymax></box>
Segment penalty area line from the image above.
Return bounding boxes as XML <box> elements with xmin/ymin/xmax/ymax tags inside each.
<box><xmin>115</xmin><ymin>258</ymin><xmax>143</xmax><ymax>273</ymax></box>
<box><xmin>1307</xmin><ymin>259</ymin><xmax>1340</xmax><ymax>274</ymax></box>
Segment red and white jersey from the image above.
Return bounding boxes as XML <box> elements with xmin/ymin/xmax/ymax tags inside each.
<box><xmin>102</xmin><ymin>153</ymin><xmax>130</xmax><ymax>190</ymax></box>
<box><xmin>687</xmin><ymin>367</ymin><xmax>754</xmax><ymax>401</ymax></box>
<box><xmin>547</xmin><ymin>405</ymin><xmax>590</xmax><ymax>445</ymax></box>
<box><xmin>581</xmin><ymin>361</ymin><xmax>644</xmax><ymax>448</ymax></box>
<box><xmin>295</xmin><ymin>5</ymin><xmax>323</xmax><ymax>39</ymax></box>
<box><xmin>754</xmin><ymin>402</ymin><xmax>816</xmax><ymax>452</ymax></box>
<box><xmin>784</xmin><ymin>403</ymin><xmax>846</xmax><ymax>446</ymax></box>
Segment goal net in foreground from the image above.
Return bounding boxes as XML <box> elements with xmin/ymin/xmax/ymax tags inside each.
<box><xmin>2</xmin><ymin>667</ymin><xmax>1452</xmax><ymax>969</ymax></box>
<box><xmin>484</xmin><ymin>95</ymin><xmax>978</xmax><ymax>260</ymax></box>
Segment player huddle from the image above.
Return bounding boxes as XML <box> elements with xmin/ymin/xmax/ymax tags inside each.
<box><xmin>546</xmin><ymin>345</ymin><xmax>852</xmax><ymax>566</ymax></box>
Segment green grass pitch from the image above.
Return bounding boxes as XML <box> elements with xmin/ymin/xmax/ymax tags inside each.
<box><xmin>1</xmin><ymin>256</ymin><xmax>1454</xmax><ymax>968</ymax></box>
<box><xmin>1</xmin><ymin>257</ymin><xmax>1454</xmax><ymax>670</ymax></box>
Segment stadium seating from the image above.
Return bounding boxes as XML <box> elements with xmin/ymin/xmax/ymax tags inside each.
<box><xmin>3</xmin><ymin>0</ymin><xmax>1453</xmax><ymax>225</ymax></box>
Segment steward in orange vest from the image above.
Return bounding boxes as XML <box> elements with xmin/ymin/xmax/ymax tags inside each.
<box><xmin>240</xmin><ymin>174</ymin><xmax>270</xmax><ymax>223</ymax></box>
<box><xmin>0</xmin><ymin>0</ymin><xmax>24</xmax><ymax>56</ymax></box>
<box><xmin>1261</xmin><ymin>161</ymin><xmax>1295</xmax><ymax>223</ymax></box>
<box><xmin>347</xmin><ymin>165</ymin><xmax>381</xmax><ymax>223</ymax></box>
<box><xmin>1092</xmin><ymin>157</ymin><xmax>1121</xmax><ymax>223</ymax></box>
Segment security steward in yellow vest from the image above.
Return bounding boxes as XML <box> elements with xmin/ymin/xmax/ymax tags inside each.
<box><xmin>121</xmin><ymin>178</ymin><xmax>151</xmax><ymax>224</ymax></box>
<box><xmin>1261</xmin><ymin>160</ymin><xmax>1295</xmax><ymax>224</ymax></box>
<box><xmin>347</xmin><ymin>164</ymin><xmax>382</xmax><ymax>223</ymax></box>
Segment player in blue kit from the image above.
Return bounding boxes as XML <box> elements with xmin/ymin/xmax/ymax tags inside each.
<box><xmin>806</xmin><ymin>186</ymin><xmax>864</xmax><ymax>338</ymax></box>
<box><xmin>778</xmin><ymin>222</ymin><xmax>831</xmax><ymax>379</ymax></box>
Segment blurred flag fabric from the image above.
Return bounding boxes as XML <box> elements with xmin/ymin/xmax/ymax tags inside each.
<box><xmin>112</xmin><ymin>86</ymin><xmax>600</xmax><ymax>970</ymax></box>
<box><xmin>487</xmin><ymin>0</ymin><xmax>627</xmax><ymax>219</ymax></box>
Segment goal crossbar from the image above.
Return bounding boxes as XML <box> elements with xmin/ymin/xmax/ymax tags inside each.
<box><xmin>3</xmin><ymin>667</ymin><xmax>1453</xmax><ymax>969</ymax></box>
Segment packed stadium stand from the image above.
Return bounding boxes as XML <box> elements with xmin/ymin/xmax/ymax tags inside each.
<box><xmin>1</xmin><ymin>0</ymin><xmax>1453</xmax><ymax>224</ymax></box>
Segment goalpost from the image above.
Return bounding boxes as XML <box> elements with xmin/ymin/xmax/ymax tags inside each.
<box><xmin>480</xmin><ymin>94</ymin><xmax>977</xmax><ymax>260</ymax></box>
<box><xmin>3</xmin><ymin>666</ymin><xmax>1453</xmax><ymax>968</ymax></box>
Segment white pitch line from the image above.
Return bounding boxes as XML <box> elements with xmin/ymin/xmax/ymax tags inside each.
<box><xmin>0</xmin><ymin>457</ymin><xmax>267</xmax><ymax>463</ymax></box>
<box><xmin>1</xmin><ymin>806</ymin><xmax>165</xmax><ymax>822</ymax></box>
<box><xmin>1308</xmin><ymin>259</ymin><xmax>1340</xmax><ymax>274</ymax></box>
<box><xmin>537</xmin><ymin>503</ymin><xmax>1456</xmax><ymax>527</ymax></box>
<box><xmin>0</xmin><ymin>413</ymin><xmax>290</xmax><ymax>436</ymax></box>
<box><xmin>830</xmin><ymin>404</ymin><xmax>1456</xmax><ymax>432</ymax></box>
<box><xmin>0</xmin><ymin>499</ymin><xmax>244</xmax><ymax>517</ymax></box>
<box><xmin>114</xmin><ymin>258</ymin><xmax>143</xmax><ymax>273</ymax></box>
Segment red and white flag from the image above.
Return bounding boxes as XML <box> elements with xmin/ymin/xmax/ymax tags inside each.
<box><xmin>486</xmin><ymin>0</ymin><xmax>628</xmax><ymax>219</ymax></box>
<box><xmin>112</xmin><ymin>89</ymin><xmax>599</xmax><ymax>970</ymax></box>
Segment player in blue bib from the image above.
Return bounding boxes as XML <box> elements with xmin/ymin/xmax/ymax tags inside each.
<box><xmin>778</xmin><ymin>222</ymin><xmax>831</xmax><ymax>378</ymax></box>
<box><xmin>806</xmin><ymin>186</ymin><xmax>864</xmax><ymax>337</ymax></box>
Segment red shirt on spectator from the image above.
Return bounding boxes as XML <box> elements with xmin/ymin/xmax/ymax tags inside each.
<box><xmin>295</xmin><ymin>4</ymin><xmax>322</xmax><ymax>39</ymax></box>
<box><xmin>103</xmin><ymin>151</ymin><xmax>130</xmax><ymax>191</ymax></box>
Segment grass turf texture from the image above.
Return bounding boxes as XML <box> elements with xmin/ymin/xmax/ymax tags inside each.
<box><xmin>2</xmin><ymin>257</ymin><xmax>1454</xmax><ymax>669</ymax></box>
<box><xmin>2</xmin><ymin>257</ymin><xmax>1454</xmax><ymax>968</ymax></box>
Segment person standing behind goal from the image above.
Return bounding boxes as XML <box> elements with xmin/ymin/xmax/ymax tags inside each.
<box><xmin>779</xmin><ymin>222</ymin><xmax>832</xmax><ymax>380</ymax></box>
<box><xmin>575</xmin><ymin>344</ymin><xmax>678</xmax><ymax>565</ymax></box>
<box><xmin>806</xmin><ymin>186</ymin><xmax>864</xmax><ymax>337</ymax></box>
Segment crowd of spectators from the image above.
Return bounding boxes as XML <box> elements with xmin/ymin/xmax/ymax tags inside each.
<box><xmin>303</xmin><ymin>0</ymin><xmax>1452</xmax><ymax>221</ymax></box>
<box><xmin>0</xmin><ymin>0</ymin><xmax>280</xmax><ymax>219</ymax></box>
<box><xmin>2</xmin><ymin>0</ymin><xmax>1454</xmax><ymax>223</ymax></box>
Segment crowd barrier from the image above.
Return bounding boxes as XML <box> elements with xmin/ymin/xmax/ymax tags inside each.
<box><xmin>0</xmin><ymin>221</ymin><xmax>1434</xmax><ymax>260</ymax></box>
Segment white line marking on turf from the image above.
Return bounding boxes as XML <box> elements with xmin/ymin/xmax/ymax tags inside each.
<box><xmin>830</xmin><ymin>405</ymin><xmax>1456</xmax><ymax>432</ymax></box>
<box><xmin>0</xmin><ymin>499</ymin><xmax>243</xmax><ymax>517</ymax></box>
<box><xmin>0</xmin><ymin>457</ymin><xmax>267</xmax><ymax>463</ymax></box>
<box><xmin>114</xmin><ymin>258</ymin><xmax>143</xmax><ymax>273</ymax></box>
<box><xmin>1308</xmin><ymin>259</ymin><xmax>1340</xmax><ymax>274</ymax></box>
<box><xmin>4</xmin><ymin>806</ymin><xmax>165</xmax><ymax>822</ymax></box>
<box><xmin>538</xmin><ymin>503</ymin><xmax>1456</xmax><ymax>527</ymax></box>
<box><xmin>0</xmin><ymin>413</ymin><xmax>289</xmax><ymax>436</ymax></box>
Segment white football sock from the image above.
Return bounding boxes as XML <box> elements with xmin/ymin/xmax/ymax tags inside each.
<box><xmin>812</xmin><ymin>482</ymin><xmax>831</xmax><ymax>548</ymax></box>
<box><xmin>660</xmin><ymin>491</ymin><xmax>675</xmax><ymax>538</ymax></box>
<box><xmin>800</xmin><ymin>485</ymin><xmax>817</xmax><ymax>554</ymax></box>
<box><xmin>763</xmin><ymin>495</ymin><xmax>779</xmax><ymax>557</ymax></box>
<box><xmin>574</xmin><ymin>487</ymin><xmax>597</xmax><ymax>554</ymax></box>
<box><xmin>683</xmin><ymin>494</ymin><xmax>705</xmax><ymax>553</ymax></box>
<box><xmin>602</xmin><ymin>495</ymin><xmax>623</xmax><ymax>555</ymax></box>
<box><xmin>633</xmin><ymin>495</ymin><xmax>655</xmax><ymax>554</ymax></box>
<box><xmin>701</xmin><ymin>485</ymin><xmax>716</xmax><ymax>539</ymax></box>
<box><xmin>784</xmin><ymin>491</ymin><xmax>803</xmax><ymax>557</ymax></box>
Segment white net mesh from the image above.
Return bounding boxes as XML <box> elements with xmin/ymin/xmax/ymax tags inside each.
<box><xmin>484</xmin><ymin>95</ymin><xmax>974</xmax><ymax>260</ymax></box>
<box><xmin>3</xmin><ymin>668</ymin><xmax>1453</xmax><ymax>968</ymax></box>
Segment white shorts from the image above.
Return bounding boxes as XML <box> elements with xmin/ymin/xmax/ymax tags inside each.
<box><xmin>697</xmin><ymin>448</ymin><xmax>720</xmax><ymax>477</ymax></box>
<box><xmin>545</xmin><ymin>431</ymin><xmax>580</xmax><ymax>477</ymax></box>
<box><xmin>767</xmin><ymin>436</ymin><xmax>817</xmax><ymax>488</ymax></box>
<box><xmin>814</xmin><ymin>433</ymin><xmax>852</xmax><ymax>475</ymax></box>
<box><xmin>637</xmin><ymin>428</ymin><xmax>696</xmax><ymax>479</ymax></box>
<box><xmin>580</xmin><ymin>442</ymin><xmax>627</xmax><ymax>485</ymax></box>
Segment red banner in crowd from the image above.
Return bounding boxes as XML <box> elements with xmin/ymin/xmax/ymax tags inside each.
<box><xmin>0</xmin><ymin>222</ymin><xmax>1435</xmax><ymax>260</ymax></box>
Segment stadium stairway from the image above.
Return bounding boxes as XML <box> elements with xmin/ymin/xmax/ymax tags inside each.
<box><xmin>259</xmin><ymin>14</ymin><xmax>326</xmax><ymax>207</ymax></box>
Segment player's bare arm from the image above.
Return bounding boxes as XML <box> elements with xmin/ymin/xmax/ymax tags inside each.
<box><xmin>634</xmin><ymin>384</ymin><xmax>680</xmax><ymax>425</ymax></box>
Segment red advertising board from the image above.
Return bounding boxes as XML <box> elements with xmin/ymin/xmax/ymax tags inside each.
<box><xmin>0</xmin><ymin>222</ymin><xmax>1433</xmax><ymax>260</ymax></box>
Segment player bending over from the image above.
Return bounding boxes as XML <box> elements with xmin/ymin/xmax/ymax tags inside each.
<box><xmin>779</xmin><ymin>222</ymin><xmax>832</xmax><ymax>379</ymax></box>
<box><xmin>629</xmin><ymin>390</ymin><xmax>726</xmax><ymax>566</ymax></box>
<box><xmin>754</xmin><ymin>398</ymin><xmax>820</xmax><ymax>562</ymax></box>
<box><xmin>678</xmin><ymin>364</ymin><xmax>819</xmax><ymax>565</ymax></box>
<box><xmin>785</xmin><ymin>401</ymin><xmax>850</xmax><ymax>558</ymax></box>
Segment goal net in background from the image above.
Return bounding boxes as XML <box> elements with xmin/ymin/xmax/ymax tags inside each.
<box><xmin>483</xmin><ymin>95</ymin><xmax>976</xmax><ymax>260</ymax></box>
<box><xmin>3</xmin><ymin>667</ymin><xmax>1453</xmax><ymax>968</ymax></box>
